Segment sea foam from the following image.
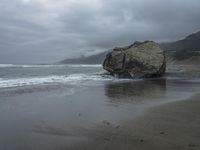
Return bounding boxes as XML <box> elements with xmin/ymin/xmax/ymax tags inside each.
<box><xmin>0</xmin><ymin>74</ymin><xmax>113</xmax><ymax>88</ymax></box>
<box><xmin>0</xmin><ymin>64</ymin><xmax>102</xmax><ymax>68</ymax></box>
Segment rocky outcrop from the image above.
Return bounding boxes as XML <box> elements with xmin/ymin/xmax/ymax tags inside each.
<box><xmin>103</xmin><ymin>41</ymin><xmax>166</xmax><ymax>78</ymax></box>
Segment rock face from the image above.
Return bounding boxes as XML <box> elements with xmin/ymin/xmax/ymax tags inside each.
<box><xmin>103</xmin><ymin>41</ymin><xmax>166</xmax><ymax>78</ymax></box>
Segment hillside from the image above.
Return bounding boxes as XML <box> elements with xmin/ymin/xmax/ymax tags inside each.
<box><xmin>60</xmin><ymin>31</ymin><xmax>200</xmax><ymax>64</ymax></box>
<box><xmin>161</xmin><ymin>31</ymin><xmax>200</xmax><ymax>61</ymax></box>
<box><xmin>160</xmin><ymin>31</ymin><xmax>200</xmax><ymax>51</ymax></box>
<box><xmin>60</xmin><ymin>51</ymin><xmax>108</xmax><ymax>64</ymax></box>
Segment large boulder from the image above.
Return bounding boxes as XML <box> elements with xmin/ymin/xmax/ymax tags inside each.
<box><xmin>103</xmin><ymin>41</ymin><xmax>166</xmax><ymax>78</ymax></box>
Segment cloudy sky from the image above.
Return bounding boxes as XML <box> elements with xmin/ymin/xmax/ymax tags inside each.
<box><xmin>0</xmin><ymin>0</ymin><xmax>200</xmax><ymax>64</ymax></box>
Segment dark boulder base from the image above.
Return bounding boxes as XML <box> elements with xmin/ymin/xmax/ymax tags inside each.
<box><xmin>103</xmin><ymin>41</ymin><xmax>166</xmax><ymax>79</ymax></box>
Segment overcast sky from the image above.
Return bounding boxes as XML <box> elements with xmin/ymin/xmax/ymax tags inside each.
<box><xmin>0</xmin><ymin>0</ymin><xmax>200</xmax><ymax>64</ymax></box>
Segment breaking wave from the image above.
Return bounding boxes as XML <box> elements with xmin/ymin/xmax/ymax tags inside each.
<box><xmin>0</xmin><ymin>74</ymin><xmax>114</xmax><ymax>88</ymax></box>
<box><xmin>0</xmin><ymin>64</ymin><xmax>102</xmax><ymax>68</ymax></box>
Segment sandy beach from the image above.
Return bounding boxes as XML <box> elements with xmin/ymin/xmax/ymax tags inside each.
<box><xmin>0</xmin><ymin>0</ymin><xmax>200</xmax><ymax>149</ymax></box>
<box><xmin>69</xmin><ymin>94</ymin><xmax>200</xmax><ymax>150</ymax></box>
<box><xmin>0</xmin><ymin>65</ymin><xmax>200</xmax><ymax>150</ymax></box>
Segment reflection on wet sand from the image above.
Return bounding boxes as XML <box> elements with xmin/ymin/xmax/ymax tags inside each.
<box><xmin>104</xmin><ymin>79</ymin><xmax>167</xmax><ymax>101</ymax></box>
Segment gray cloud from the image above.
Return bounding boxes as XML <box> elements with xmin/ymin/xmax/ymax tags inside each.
<box><xmin>0</xmin><ymin>0</ymin><xmax>200</xmax><ymax>64</ymax></box>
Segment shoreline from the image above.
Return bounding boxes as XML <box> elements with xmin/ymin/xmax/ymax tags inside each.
<box><xmin>68</xmin><ymin>93</ymin><xmax>200</xmax><ymax>150</ymax></box>
<box><xmin>1</xmin><ymin>76</ymin><xmax>200</xmax><ymax>150</ymax></box>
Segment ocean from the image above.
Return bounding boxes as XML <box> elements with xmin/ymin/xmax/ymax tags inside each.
<box><xmin>0</xmin><ymin>64</ymin><xmax>200</xmax><ymax>150</ymax></box>
<box><xmin>0</xmin><ymin>64</ymin><xmax>109</xmax><ymax>88</ymax></box>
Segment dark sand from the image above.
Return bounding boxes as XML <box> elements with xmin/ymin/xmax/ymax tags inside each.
<box><xmin>0</xmin><ymin>78</ymin><xmax>200</xmax><ymax>150</ymax></box>
<box><xmin>69</xmin><ymin>94</ymin><xmax>200</xmax><ymax>150</ymax></box>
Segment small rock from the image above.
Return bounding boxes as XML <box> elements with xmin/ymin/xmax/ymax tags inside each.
<box><xmin>160</xmin><ymin>131</ymin><xmax>165</xmax><ymax>135</ymax></box>
<box><xmin>188</xmin><ymin>144</ymin><xmax>196</xmax><ymax>147</ymax></box>
<box><xmin>115</xmin><ymin>125</ymin><xmax>120</xmax><ymax>129</ymax></box>
<box><xmin>103</xmin><ymin>137</ymin><xmax>110</xmax><ymax>141</ymax></box>
<box><xmin>102</xmin><ymin>120</ymin><xmax>110</xmax><ymax>126</ymax></box>
<box><xmin>140</xmin><ymin>139</ymin><xmax>144</xmax><ymax>142</ymax></box>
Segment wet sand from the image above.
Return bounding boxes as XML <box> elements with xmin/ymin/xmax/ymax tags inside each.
<box><xmin>0</xmin><ymin>78</ymin><xmax>200</xmax><ymax>150</ymax></box>
<box><xmin>69</xmin><ymin>94</ymin><xmax>200</xmax><ymax>150</ymax></box>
